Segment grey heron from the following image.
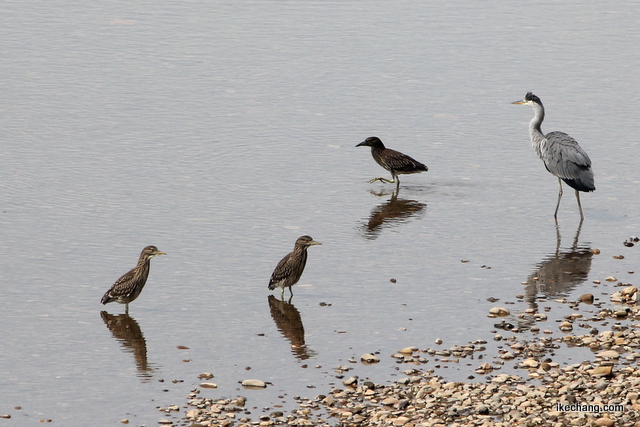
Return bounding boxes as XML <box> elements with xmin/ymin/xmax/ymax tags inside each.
<box><xmin>356</xmin><ymin>136</ymin><xmax>428</xmax><ymax>188</ymax></box>
<box><xmin>513</xmin><ymin>93</ymin><xmax>595</xmax><ymax>219</ymax></box>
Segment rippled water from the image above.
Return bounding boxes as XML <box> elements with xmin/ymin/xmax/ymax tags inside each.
<box><xmin>2</xmin><ymin>1</ymin><xmax>640</xmax><ymax>424</ymax></box>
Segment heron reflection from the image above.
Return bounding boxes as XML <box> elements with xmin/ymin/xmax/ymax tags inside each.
<box><xmin>524</xmin><ymin>220</ymin><xmax>592</xmax><ymax>310</ymax></box>
<box><xmin>362</xmin><ymin>188</ymin><xmax>426</xmax><ymax>239</ymax></box>
<box><xmin>268</xmin><ymin>295</ymin><xmax>316</xmax><ymax>360</ymax></box>
<box><xmin>100</xmin><ymin>311</ymin><xmax>158</xmax><ymax>382</ymax></box>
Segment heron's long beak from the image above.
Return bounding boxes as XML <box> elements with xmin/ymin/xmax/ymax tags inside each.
<box><xmin>155</xmin><ymin>251</ymin><xmax>167</xmax><ymax>256</ymax></box>
<box><xmin>309</xmin><ymin>241</ymin><xmax>322</xmax><ymax>246</ymax></box>
<box><xmin>512</xmin><ymin>100</ymin><xmax>526</xmax><ymax>105</ymax></box>
<box><xmin>355</xmin><ymin>141</ymin><xmax>367</xmax><ymax>147</ymax></box>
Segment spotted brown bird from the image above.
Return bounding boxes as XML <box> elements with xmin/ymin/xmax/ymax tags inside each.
<box><xmin>100</xmin><ymin>245</ymin><xmax>166</xmax><ymax>312</ymax></box>
<box><xmin>356</xmin><ymin>136</ymin><xmax>428</xmax><ymax>188</ymax></box>
<box><xmin>268</xmin><ymin>236</ymin><xmax>321</xmax><ymax>298</ymax></box>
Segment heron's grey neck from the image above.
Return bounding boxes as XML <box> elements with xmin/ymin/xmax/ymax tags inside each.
<box><xmin>529</xmin><ymin>102</ymin><xmax>546</xmax><ymax>158</ymax></box>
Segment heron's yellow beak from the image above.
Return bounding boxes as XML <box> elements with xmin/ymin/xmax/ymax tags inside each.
<box><xmin>512</xmin><ymin>100</ymin><xmax>527</xmax><ymax>105</ymax></box>
<box><xmin>309</xmin><ymin>241</ymin><xmax>322</xmax><ymax>246</ymax></box>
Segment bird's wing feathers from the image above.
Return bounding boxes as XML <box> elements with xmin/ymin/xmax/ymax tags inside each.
<box><xmin>268</xmin><ymin>253</ymin><xmax>293</xmax><ymax>288</ymax></box>
<box><xmin>384</xmin><ymin>149</ymin><xmax>426</xmax><ymax>172</ymax></box>
<box><xmin>543</xmin><ymin>131</ymin><xmax>592</xmax><ymax>179</ymax></box>
<box><xmin>105</xmin><ymin>267</ymin><xmax>139</xmax><ymax>297</ymax></box>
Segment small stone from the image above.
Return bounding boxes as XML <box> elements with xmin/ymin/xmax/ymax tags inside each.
<box><xmin>621</xmin><ymin>286</ymin><xmax>638</xmax><ymax>296</ymax></box>
<box><xmin>158</xmin><ymin>420</ymin><xmax>173</xmax><ymax>426</ymax></box>
<box><xmin>120</xmin><ymin>420</ymin><xmax>129</xmax><ymax>424</ymax></box>
<box><xmin>522</xmin><ymin>359</ymin><xmax>539</xmax><ymax>368</ymax></box>
<box><xmin>591</xmin><ymin>366</ymin><xmax>613</xmax><ymax>377</ymax></box>
<box><xmin>613</xmin><ymin>255</ymin><xmax>625</xmax><ymax>259</ymax></box>
<box><xmin>390</xmin><ymin>278</ymin><xmax>397</xmax><ymax>283</ymax></box>
<box><xmin>198</xmin><ymin>373</ymin><xmax>214</xmax><ymax>380</ymax></box>
<box><xmin>489</xmin><ymin>307</ymin><xmax>510</xmax><ymax>316</ymax></box>
<box><xmin>242</xmin><ymin>379</ymin><xmax>266</xmax><ymax>388</ymax></box>
<box><xmin>0</xmin><ymin>415</ymin><xmax>11</xmax><ymax>419</ymax></box>
<box><xmin>382</xmin><ymin>397</ymin><xmax>398</xmax><ymax>406</ymax></box>
<box><xmin>578</xmin><ymin>294</ymin><xmax>594</xmax><ymax>303</ymax></box>
<box><xmin>392</xmin><ymin>416</ymin><xmax>410</xmax><ymax>426</ymax></box>
<box><xmin>342</xmin><ymin>376</ymin><xmax>358</xmax><ymax>386</ymax></box>
<box><xmin>594</xmin><ymin>417</ymin><xmax>615</xmax><ymax>427</ymax></box>
<box><xmin>591</xmin><ymin>248</ymin><xmax>601</xmax><ymax>254</ymax></box>
<box><xmin>559</xmin><ymin>321</ymin><xmax>573</xmax><ymax>331</ymax></box>
<box><xmin>597</xmin><ymin>350</ymin><xmax>620</xmax><ymax>359</ymax></box>
<box><xmin>199</xmin><ymin>382</ymin><xmax>217</xmax><ymax>388</ymax></box>
<box><xmin>434</xmin><ymin>338</ymin><xmax>443</xmax><ymax>345</ymax></box>
<box><xmin>605</xmin><ymin>276</ymin><xmax>617</xmax><ymax>282</ymax></box>
<box><xmin>398</xmin><ymin>347</ymin><xmax>415</xmax><ymax>354</ymax></box>
<box><xmin>360</xmin><ymin>353</ymin><xmax>380</xmax><ymax>364</ymax></box>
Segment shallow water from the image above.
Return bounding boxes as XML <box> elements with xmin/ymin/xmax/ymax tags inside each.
<box><xmin>1</xmin><ymin>1</ymin><xmax>640</xmax><ymax>424</ymax></box>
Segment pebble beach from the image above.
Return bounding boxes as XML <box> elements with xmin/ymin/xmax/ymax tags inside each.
<box><xmin>157</xmin><ymin>245</ymin><xmax>640</xmax><ymax>427</ymax></box>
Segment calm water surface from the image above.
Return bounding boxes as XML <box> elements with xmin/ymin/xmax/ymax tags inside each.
<box><xmin>2</xmin><ymin>1</ymin><xmax>640</xmax><ymax>424</ymax></box>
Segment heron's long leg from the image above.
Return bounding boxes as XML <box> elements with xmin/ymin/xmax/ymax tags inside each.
<box><xmin>554</xmin><ymin>178</ymin><xmax>564</xmax><ymax>219</ymax></box>
<box><xmin>574</xmin><ymin>190</ymin><xmax>585</xmax><ymax>220</ymax></box>
<box><xmin>289</xmin><ymin>286</ymin><xmax>294</xmax><ymax>298</ymax></box>
<box><xmin>125</xmin><ymin>303</ymin><xmax>130</xmax><ymax>315</ymax></box>
<box><xmin>280</xmin><ymin>287</ymin><xmax>285</xmax><ymax>300</ymax></box>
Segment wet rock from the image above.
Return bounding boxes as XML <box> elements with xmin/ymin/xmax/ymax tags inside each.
<box><xmin>360</xmin><ymin>353</ymin><xmax>380</xmax><ymax>364</ymax></box>
<box><xmin>199</xmin><ymin>383</ymin><xmax>217</xmax><ymax>389</ymax></box>
<box><xmin>242</xmin><ymin>379</ymin><xmax>267</xmax><ymax>388</ymax></box>
<box><xmin>198</xmin><ymin>373</ymin><xmax>214</xmax><ymax>380</ymax></box>
<box><xmin>595</xmin><ymin>417</ymin><xmax>615</xmax><ymax>427</ymax></box>
<box><xmin>591</xmin><ymin>366</ymin><xmax>613</xmax><ymax>377</ymax></box>
<box><xmin>578</xmin><ymin>294</ymin><xmax>594</xmax><ymax>303</ymax></box>
<box><xmin>597</xmin><ymin>350</ymin><xmax>620</xmax><ymax>359</ymax></box>
<box><xmin>559</xmin><ymin>321</ymin><xmax>573</xmax><ymax>332</ymax></box>
<box><xmin>489</xmin><ymin>307</ymin><xmax>510</xmax><ymax>316</ymax></box>
<box><xmin>342</xmin><ymin>376</ymin><xmax>358</xmax><ymax>387</ymax></box>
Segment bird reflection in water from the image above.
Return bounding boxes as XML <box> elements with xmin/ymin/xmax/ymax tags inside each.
<box><xmin>100</xmin><ymin>311</ymin><xmax>158</xmax><ymax>382</ymax></box>
<box><xmin>362</xmin><ymin>188</ymin><xmax>426</xmax><ymax>239</ymax></box>
<box><xmin>267</xmin><ymin>295</ymin><xmax>317</xmax><ymax>360</ymax></box>
<box><xmin>524</xmin><ymin>220</ymin><xmax>592</xmax><ymax>310</ymax></box>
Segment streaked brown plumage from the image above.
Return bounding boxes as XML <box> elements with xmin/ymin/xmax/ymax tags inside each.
<box><xmin>268</xmin><ymin>235</ymin><xmax>321</xmax><ymax>298</ymax></box>
<box><xmin>356</xmin><ymin>136</ymin><xmax>428</xmax><ymax>188</ymax></box>
<box><xmin>100</xmin><ymin>245</ymin><xmax>166</xmax><ymax>311</ymax></box>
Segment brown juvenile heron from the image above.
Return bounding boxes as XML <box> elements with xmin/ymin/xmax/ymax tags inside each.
<box><xmin>356</xmin><ymin>136</ymin><xmax>428</xmax><ymax>188</ymax></box>
<box><xmin>100</xmin><ymin>245</ymin><xmax>166</xmax><ymax>312</ymax></box>
<box><xmin>513</xmin><ymin>93</ymin><xmax>595</xmax><ymax>219</ymax></box>
<box><xmin>268</xmin><ymin>235</ymin><xmax>321</xmax><ymax>298</ymax></box>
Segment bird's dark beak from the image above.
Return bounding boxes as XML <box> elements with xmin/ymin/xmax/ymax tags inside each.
<box><xmin>356</xmin><ymin>141</ymin><xmax>367</xmax><ymax>147</ymax></box>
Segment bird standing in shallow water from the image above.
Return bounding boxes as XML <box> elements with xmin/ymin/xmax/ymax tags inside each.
<box><xmin>101</xmin><ymin>245</ymin><xmax>166</xmax><ymax>313</ymax></box>
<box><xmin>513</xmin><ymin>93</ymin><xmax>595</xmax><ymax>220</ymax></box>
<box><xmin>268</xmin><ymin>236</ymin><xmax>321</xmax><ymax>299</ymax></box>
<box><xmin>356</xmin><ymin>136</ymin><xmax>428</xmax><ymax>189</ymax></box>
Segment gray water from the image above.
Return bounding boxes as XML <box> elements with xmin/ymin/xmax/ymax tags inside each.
<box><xmin>2</xmin><ymin>1</ymin><xmax>640</xmax><ymax>425</ymax></box>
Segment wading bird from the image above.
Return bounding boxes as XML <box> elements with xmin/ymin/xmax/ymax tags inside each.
<box><xmin>268</xmin><ymin>236</ymin><xmax>321</xmax><ymax>298</ymax></box>
<box><xmin>512</xmin><ymin>93</ymin><xmax>595</xmax><ymax>219</ymax></box>
<box><xmin>101</xmin><ymin>245</ymin><xmax>166</xmax><ymax>312</ymax></box>
<box><xmin>356</xmin><ymin>136</ymin><xmax>428</xmax><ymax>188</ymax></box>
